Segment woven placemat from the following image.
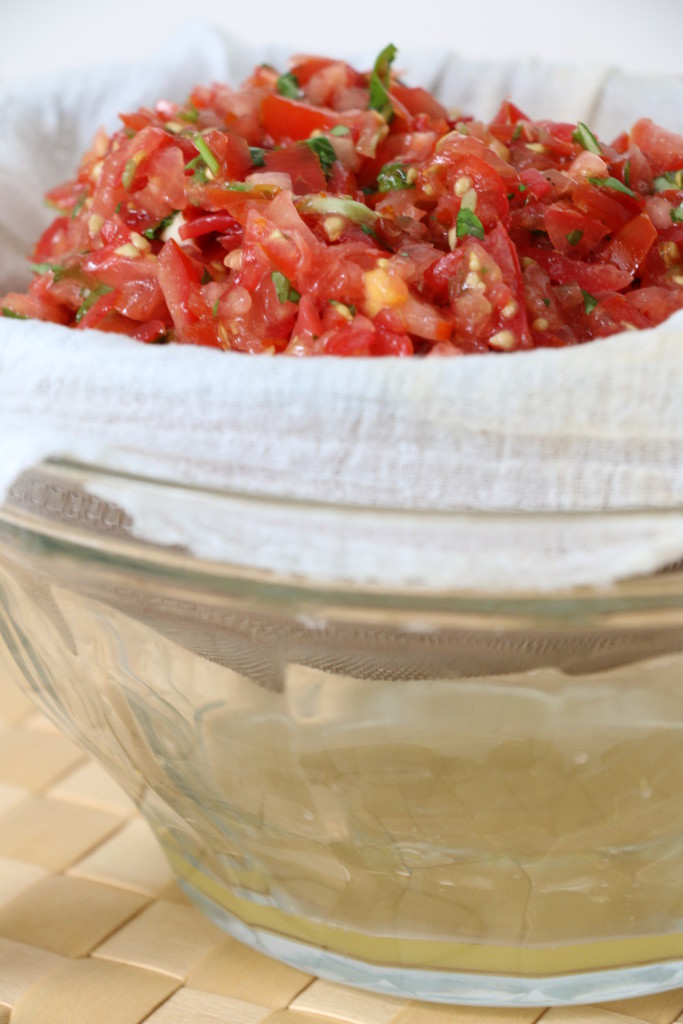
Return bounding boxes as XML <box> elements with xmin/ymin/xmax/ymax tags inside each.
<box><xmin>1</xmin><ymin>668</ymin><xmax>683</xmax><ymax>1024</ymax></box>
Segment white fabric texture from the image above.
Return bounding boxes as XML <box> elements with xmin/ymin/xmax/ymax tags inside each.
<box><xmin>1</xmin><ymin>21</ymin><xmax>682</xmax><ymax>589</ymax></box>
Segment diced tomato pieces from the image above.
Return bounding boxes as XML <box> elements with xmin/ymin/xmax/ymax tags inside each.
<box><xmin>261</xmin><ymin>94</ymin><xmax>340</xmax><ymax>143</ymax></box>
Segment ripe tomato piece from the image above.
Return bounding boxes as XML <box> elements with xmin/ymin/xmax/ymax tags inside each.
<box><xmin>261</xmin><ymin>94</ymin><xmax>340</xmax><ymax>143</ymax></box>
<box><xmin>157</xmin><ymin>238</ymin><xmax>202</xmax><ymax>332</ymax></box>
<box><xmin>631</xmin><ymin>119</ymin><xmax>683</xmax><ymax>174</ymax></box>
<box><xmin>201</xmin><ymin>130</ymin><xmax>253</xmax><ymax>180</ymax></box>
<box><xmin>390</xmin><ymin>84</ymin><xmax>448</xmax><ymax>122</ymax></box>
<box><xmin>544</xmin><ymin>204</ymin><xmax>609</xmax><ymax>257</ymax></box>
<box><xmin>263</xmin><ymin>146</ymin><xmax>326</xmax><ymax>194</ymax></box>
<box><xmin>180</xmin><ymin>211</ymin><xmax>242</xmax><ymax>240</ymax></box>
<box><xmin>603</xmin><ymin>213</ymin><xmax>658</xmax><ymax>278</ymax></box>
<box><xmin>526</xmin><ymin>249</ymin><xmax>633</xmax><ymax>291</ymax></box>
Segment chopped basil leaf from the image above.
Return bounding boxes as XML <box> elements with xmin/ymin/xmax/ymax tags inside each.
<box><xmin>361</xmin><ymin>223</ymin><xmax>378</xmax><ymax>239</ymax></box>
<box><xmin>212</xmin><ymin>298</ymin><xmax>220</xmax><ymax>317</ymax></box>
<box><xmin>1</xmin><ymin>307</ymin><xmax>28</xmax><ymax>319</ymax></box>
<box><xmin>581</xmin><ymin>289</ymin><xmax>598</xmax><ymax>315</ymax></box>
<box><xmin>74</xmin><ymin>283</ymin><xmax>113</xmax><ymax>323</ymax></box>
<box><xmin>377</xmin><ymin>162</ymin><xmax>413</xmax><ymax>192</ymax></box>
<box><xmin>587</xmin><ymin>175</ymin><xmax>637</xmax><ymax>198</ymax></box>
<box><xmin>178</xmin><ymin>103</ymin><xmax>199</xmax><ymax>123</ymax></box>
<box><xmin>276</xmin><ymin>72</ymin><xmax>300</xmax><ymax>99</ymax></box>
<box><xmin>512</xmin><ymin>123</ymin><xmax>523</xmax><ymax>141</ymax></box>
<box><xmin>566</xmin><ymin>229</ymin><xmax>583</xmax><ymax>246</ymax></box>
<box><xmin>671</xmin><ymin>201</ymin><xmax>683</xmax><ymax>224</ymax></box>
<box><xmin>71</xmin><ymin>192</ymin><xmax>87</xmax><ymax>219</ymax></box>
<box><xmin>571</xmin><ymin>122</ymin><xmax>602</xmax><ymax>155</ymax></box>
<box><xmin>330</xmin><ymin>125</ymin><xmax>351</xmax><ymax>136</ymax></box>
<box><xmin>271</xmin><ymin>270</ymin><xmax>299</xmax><ymax>303</ymax></box>
<box><xmin>623</xmin><ymin>160</ymin><xmax>631</xmax><ymax>189</ymax></box>
<box><xmin>122</xmin><ymin>158</ymin><xmax>137</xmax><ymax>190</ymax></box>
<box><xmin>542</xmin><ymin>297</ymin><xmax>551</xmax><ymax>307</ymax></box>
<box><xmin>654</xmin><ymin>169</ymin><xmax>683</xmax><ymax>192</ymax></box>
<box><xmin>193</xmin><ymin>135</ymin><xmax>220</xmax><ymax>177</ymax></box>
<box><xmin>249</xmin><ymin>146</ymin><xmax>266</xmax><ymax>167</ymax></box>
<box><xmin>201</xmin><ymin>269</ymin><xmax>212</xmax><ymax>284</ymax></box>
<box><xmin>518</xmin><ymin>183</ymin><xmax>527</xmax><ymax>192</ymax></box>
<box><xmin>305</xmin><ymin>136</ymin><xmax>337</xmax><ymax>174</ymax></box>
<box><xmin>30</xmin><ymin>261</ymin><xmax>65</xmax><ymax>281</ymax></box>
<box><xmin>456</xmin><ymin>208</ymin><xmax>485</xmax><ymax>241</ymax></box>
<box><xmin>369</xmin><ymin>43</ymin><xmax>397</xmax><ymax>122</ymax></box>
<box><xmin>115</xmin><ymin>201</ymin><xmax>122</xmax><ymax>214</ymax></box>
<box><xmin>143</xmin><ymin>211</ymin><xmax>178</xmax><ymax>240</ymax></box>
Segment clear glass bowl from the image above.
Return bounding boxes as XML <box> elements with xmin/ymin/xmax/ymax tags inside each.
<box><xmin>2</xmin><ymin>460</ymin><xmax>683</xmax><ymax>1006</ymax></box>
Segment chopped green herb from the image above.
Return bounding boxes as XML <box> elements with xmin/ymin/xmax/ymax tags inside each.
<box><xmin>305</xmin><ymin>136</ymin><xmax>337</xmax><ymax>174</ymax></box>
<box><xmin>30</xmin><ymin>261</ymin><xmax>66</xmax><ymax>280</ymax></box>
<box><xmin>330</xmin><ymin>125</ymin><xmax>351</xmax><ymax>136</ymax></box>
<box><xmin>296</xmin><ymin>194</ymin><xmax>378</xmax><ymax>226</ymax></box>
<box><xmin>512</xmin><ymin>123</ymin><xmax>523</xmax><ymax>141</ymax></box>
<box><xmin>654</xmin><ymin>169</ymin><xmax>683</xmax><ymax>191</ymax></box>
<box><xmin>271</xmin><ymin>270</ymin><xmax>300</xmax><ymax>303</ymax></box>
<box><xmin>581</xmin><ymin>289</ymin><xmax>598</xmax><ymax>315</ymax></box>
<box><xmin>518</xmin><ymin>183</ymin><xmax>527</xmax><ymax>192</ymax></box>
<box><xmin>456</xmin><ymin>208</ymin><xmax>485</xmax><ymax>240</ymax></box>
<box><xmin>249</xmin><ymin>146</ymin><xmax>266</xmax><ymax>167</ymax></box>
<box><xmin>671</xmin><ymin>201</ymin><xmax>683</xmax><ymax>224</ymax></box>
<box><xmin>566</xmin><ymin>229</ymin><xmax>583</xmax><ymax>246</ymax></box>
<box><xmin>115</xmin><ymin>201</ymin><xmax>122</xmax><ymax>214</ymax></box>
<box><xmin>143</xmin><ymin>211</ymin><xmax>178</xmax><ymax>240</ymax></box>
<box><xmin>572</xmin><ymin>122</ymin><xmax>602</xmax><ymax>155</ymax></box>
<box><xmin>226</xmin><ymin>182</ymin><xmax>250</xmax><ymax>192</ymax></box>
<box><xmin>623</xmin><ymin>160</ymin><xmax>631</xmax><ymax>189</ymax></box>
<box><xmin>587</xmin><ymin>175</ymin><xmax>637</xmax><ymax>198</ymax></box>
<box><xmin>122</xmin><ymin>158</ymin><xmax>137</xmax><ymax>190</ymax></box>
<box><xmin>193</xmin><ymin>135</ymin><xmax>220</xmax><ymax>177</ymax></box>
<box><xmin>361</xmin><ymin>223</ymin><xmax>378</xmax><ymax>239</ymax></box>
<box><xmin>184</xmin><ymin>154</ymin><xmax>202</xmax><ymax>171</ymax></box>
<box><xmin>124</xmin><ymin>127</ymin><xmax>136</xmax><ymax>139</ymax></box>
<box><xmin>542</xmin><ymin>297</ymin><xmax>551</xmax><ymax>307</ymax></box>
<box><xmin>71</xmin><ymin>192</ymin><xmax>87</xmax><ymax>219</ymax></box>
<box><xmin>369</xmin><ymin>43</ymin><xmax>397</xmax><ymax>122</ymax></box>
<box><xmin>201</xmin><ymin>268</ymin><xmax>212</xmax><ymax>284</ymax></box>
<box><xmin>276</xmin><ymin>72</ymin><xmax>300</xmax><ymax>99</ymax></box>
<box><xmin>1</xmin><ymin>307</ymin><xmax>28</xmax><ymax>319</ymax></box>
<box><xmin>178</xmin><ymin>103</ymin><xmax>199</xmax><ymax>123</ymax></box>
<box><xmin>212</xmin><ymin>298</ymin><xmax>220</xmax><ymax>317</ymax></box>
<box><xmin>74</xmin><ymin>283</ymin><xmax>113</xmax><ymax>323</ymax></box>
<box><xmin>377</xmin><ymin>162</ymin><xmax>413</xmax><ymax>192</ymax></box>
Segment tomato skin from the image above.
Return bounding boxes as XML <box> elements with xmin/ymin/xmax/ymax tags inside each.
<box><xmin>603</xmin><ymin>213</ymin><xmax>658</xmax><ymax>278</ymax></box>
<box><xmin>157</xmin><ymin>239</ymin><xmax>202</xmax><ymax>334</ymax></box>
<box><xmin>631</xmin><ymin>119</ymin><xmax>683</xmax><ymax>173</ymax></box>
<box><xmin>526</xmin><ymin>249</ymin><xmax>634</xmax><ymax>291</ymax></box>
<box><xmin>544</xmin><ymin>204</ymin><xmax>609</xmax><ymax>257</ymax></box>
<box><xmin>390</xmin><ymin>84</ymin><xmax>448</xmax><ymax>122</ymax></box>
<box><xmin>261</xmin><ymin>94</ymin><xmax>340</xmax><ymax>143</ymax></box>
<box><xmin>263</xmin><ymin>146</ymin><xmax>326</xmax><ymax>194</ymax></box>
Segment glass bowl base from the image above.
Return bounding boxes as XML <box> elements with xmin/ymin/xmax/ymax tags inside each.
<box><xmin>179</xmin><ymin>879</ymin><xmax>683</xmax><ymax>1007</ymax></box>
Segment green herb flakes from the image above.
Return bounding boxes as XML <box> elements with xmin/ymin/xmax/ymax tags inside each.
<box><xmin>74</xmin><ymin>284</ymin><xmax>113</xmax><ymax>323</ymax></box>
<box><xmin>566</xmin><ymin>229</ymin><xmax>583</xmax><ymax>246</ymax></box>
<box><xmin>277</xmin><ymin>72</ymin><xmax>300</xmax><ymax>99</ymax></box>
<box><xmin>671</xmin><ymin>201</ymin><xmax>683</xmax><ymax>224</ymax></box>
<box><xmin>249</xmin><ymin>147</ymin><xmax>266</xmax><ymax>167</ymax></box>
<box><xmin>456</xmin><ymin>208</ymin><xmax>485</xmax><ymax>241</ymax></box>
<box><xmin>271</xmin><ymin>270</ymin><xmax>300</xmax><ymax>303</ymax></box>
<box><xmin>582</xmin><ymin>289</ymin><xmax>598</xmax><ymax>315</ymax></box>
<box><xmin>1</xmin><ymin>307</ymin><xmax>28</xmax><ymax>319</ymax></box>
<box><xmin>572</xmin><ymin>122</ymin><xmax>602</xmax><ymax>155</ymax></box>
<box><xmin>143</xmin><ymin>211</ymin><xmax>178</xmax><ymax>241</ymax></box>
<box><xmin>377</xmin><ymin>163</ymin><xmax>413</xmax><ymax>192</ymax></box>
<box><xmin>305</xmin><ymin>136</ymin><xmax>337</xmax><ymax>174</ymax></box>
<box><xmin>654</xmin><ymin>169</ymin><xmax>683</xmax><ymax>192</ymax></box>
<box><xmin>369</xmin><ymin>43</ymin><xmax>397</xmax><ymax>122</ymax></box>
<box><xmin>587</xmin><ymin>175</ymin><xmax>637</xmax><ymax>198</ymax></box>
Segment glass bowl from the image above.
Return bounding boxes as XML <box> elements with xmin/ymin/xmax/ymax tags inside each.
<box><xmin>1</xmin><ymin>459</ymin><xmax>683</xmax><ymax>1006</ymax></box>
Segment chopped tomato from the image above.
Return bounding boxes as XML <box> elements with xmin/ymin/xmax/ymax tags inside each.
<box><xmin>6</xmin><ymin>45</ymin><xmax>683</xmax><ymax>355</ymax></box>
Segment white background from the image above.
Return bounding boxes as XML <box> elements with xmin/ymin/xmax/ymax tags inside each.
<box><xmin>3</xmin><ymin>0</ymin><xmax>683</xmax><ymax>82</ymax></box>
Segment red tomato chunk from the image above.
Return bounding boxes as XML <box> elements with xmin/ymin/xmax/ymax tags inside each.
<box><xmin>3</xmin><ymin>47</ymin><xmax>683</xmax><ymax>355</ymax></box>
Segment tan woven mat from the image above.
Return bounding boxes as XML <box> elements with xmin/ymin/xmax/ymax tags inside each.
<box><xmin>2</xmin><ymin>669</ymin><xmax>683</xmax><ymax>1024</ymax></box>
